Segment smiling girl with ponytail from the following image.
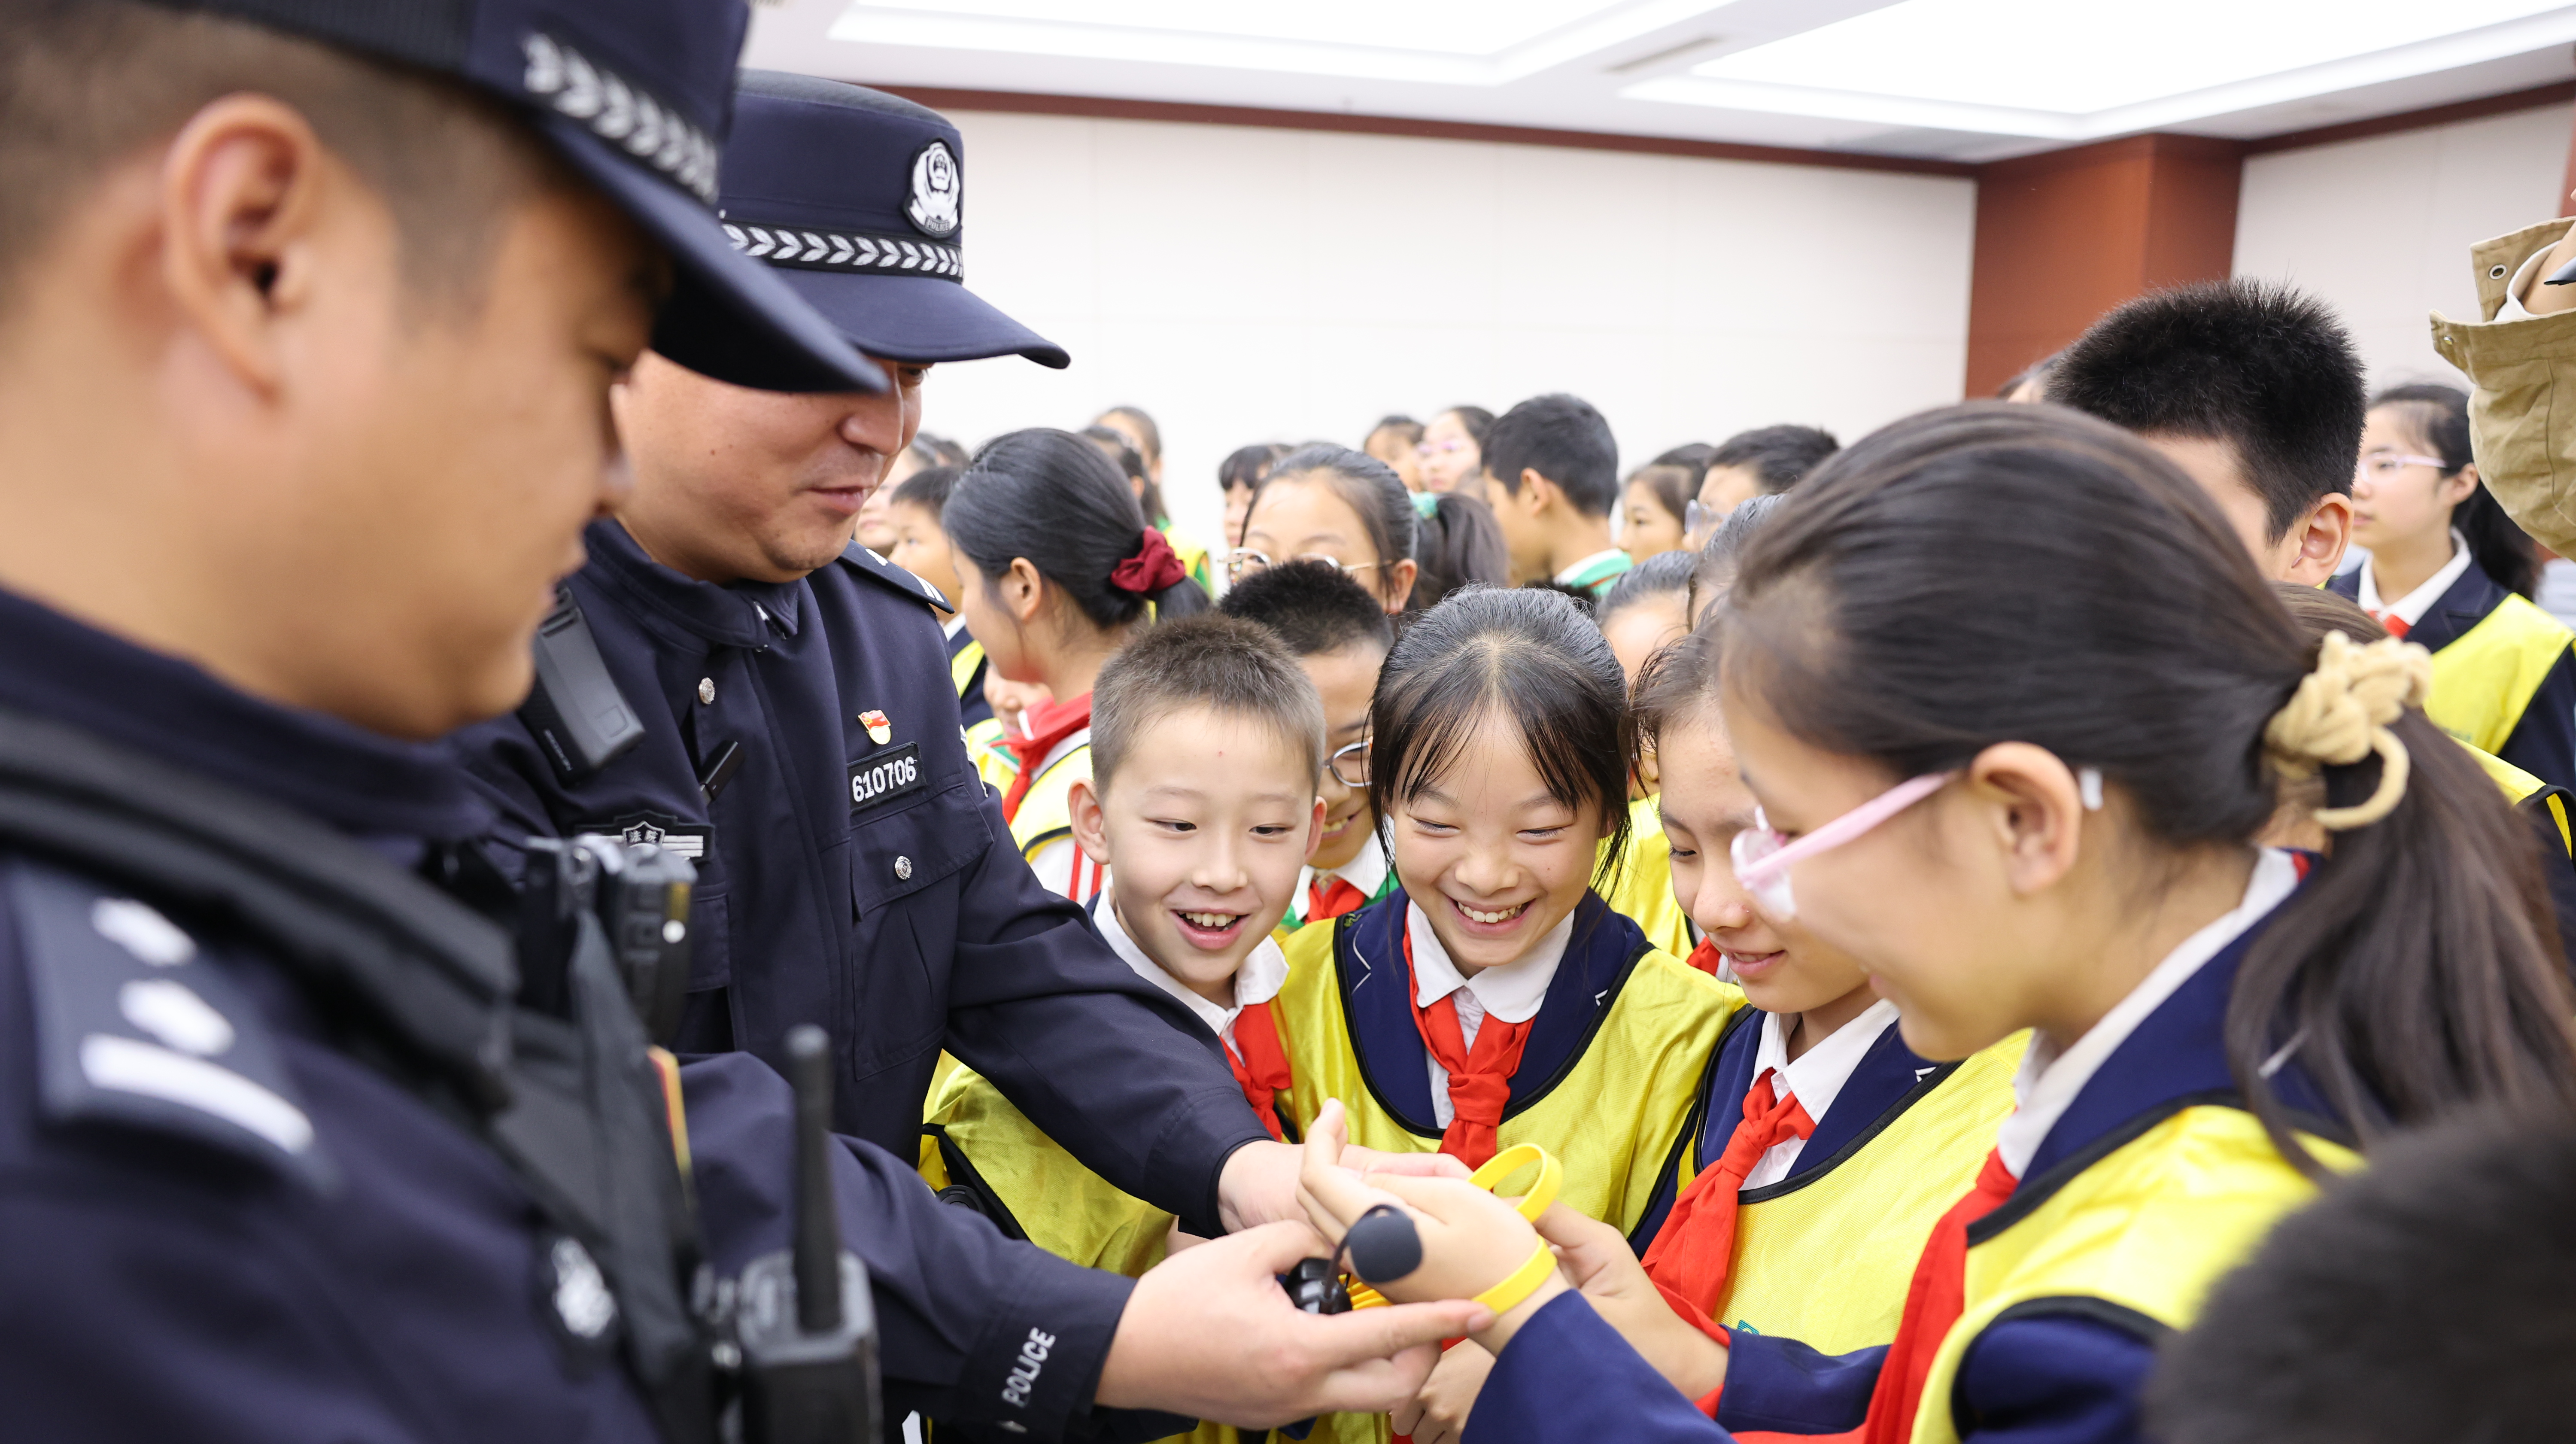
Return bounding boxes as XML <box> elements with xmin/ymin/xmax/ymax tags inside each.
<box><xmin>943</xmin><ymin>427</ymin><xmax>1211</xmax><ymax>902</ymax></box>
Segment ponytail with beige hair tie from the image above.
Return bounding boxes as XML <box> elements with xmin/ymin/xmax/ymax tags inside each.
<box><xmin>2263</xmin><ymin>630</ymin><xmax>2436</xmax><ymax>830</ymax></box>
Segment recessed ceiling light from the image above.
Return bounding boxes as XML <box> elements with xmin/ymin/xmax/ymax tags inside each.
<box><xmin>847</xmin><ymin>0</ymin><xmax>1635</xmax><ymax>58</ymax></box>
<box><xmin>1632</xmin><ymin>0</ymin><xmax>2576</xmax><ymax>136</ymax></box>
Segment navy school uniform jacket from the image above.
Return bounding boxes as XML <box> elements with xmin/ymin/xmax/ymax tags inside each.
<box><xmin>0</xmin><ymin>587</ymin><xmax>1150</xmax><ymax>1442</ymax></box>
<box><xmin>452</xmin><ymin>520</ymin><xmax>1268</xmax><ymax>1235</ymax></box>
<box><xmin>1462</xmin><ymin>899</ymin><xmax>2345</xmax><ymax>1444</ymax></box>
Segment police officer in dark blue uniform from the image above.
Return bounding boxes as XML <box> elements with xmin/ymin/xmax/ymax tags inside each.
<box><xmin>0</xmin><ymin>5</ymin><xmax>1477</xmax><ymax>1440</ymax></box>
<box><xmin>451</xmin><ymin>73</ymin><xmax>1402</xmax><ymax>1241</ymax></box>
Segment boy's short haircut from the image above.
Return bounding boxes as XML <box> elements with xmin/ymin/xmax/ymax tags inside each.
<box><xmin>1484</xmin><ymin>394</ymin><xmax>1619</xmax><ymax>516</ymax></box>
<box><xmin>2146</xmin><ymin>1108</ymin><xmax>2576</xmax><ymax>1443</ymax></box>
<box><xmin>1091</xmin><ymin>614</ymin><xmax>1325</xmax><ymax>796</ymax></box>
<box><xmin>887</xmin><ymin>464</ymin><xmax>963</xmax><ymax>519</ymax></box>
<box><xmin>2045</xmin><ymin>279</ymin><xmax>2366</xmax><ymax>541</ymax></box>
<box><xmin>1708</xmin><ymin>425</ymin><xmax>1839</xmax><ymax>494</ymax></box>
<box><xmin>0</xmin><ymin>0</ymin><xmax>561</xmax><ymax>318</ymax></box>
<box><xmin>1219</xmin><ymin>559</ymin><xmax>1395</xmax><ymax>659</ymax></box>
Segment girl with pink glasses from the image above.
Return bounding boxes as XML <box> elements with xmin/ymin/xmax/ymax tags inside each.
<box><xmin>1295</xmin><ymin>403</ymin><xmax>2576</xmax><ymax>1444</ymax></box>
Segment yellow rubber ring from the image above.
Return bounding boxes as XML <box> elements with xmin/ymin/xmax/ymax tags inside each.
<box><xmin>1470</xmin><ymin>1240</ymin><xmax>1558</xmax><ymax>1316</ymax></box>
<box><xmin>1468</xmin><ymin>1143</ymin><xmax>1561</xmax><ymax>1221</ymax></box>
<box><xmin>1348</xmin><ymin>1283</ymin><xmax>1388</xmax><ymax>1310</ymax></box>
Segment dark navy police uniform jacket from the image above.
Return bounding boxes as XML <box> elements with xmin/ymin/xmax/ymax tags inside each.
<box><xmin>0</xmin><ymin>588</ymin><xmax>1165</xmax><ymax>1442</ymax></box>
<box><xmin>452</xmin><ymin>520</ymin><xmax>1268</xmax><ymax>1234</ymax></box>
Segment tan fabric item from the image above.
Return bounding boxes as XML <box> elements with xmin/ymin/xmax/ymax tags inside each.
<box><xmin>2431</xmin><ymin>219</ymin><xmax>2576</xmax><ymax>553</ymax></box>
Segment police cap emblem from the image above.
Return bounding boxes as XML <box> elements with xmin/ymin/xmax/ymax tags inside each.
<box><xmin>905</xmin><ymin>140</ymin><xmax>962</xmax><ymax>239</ymax></box>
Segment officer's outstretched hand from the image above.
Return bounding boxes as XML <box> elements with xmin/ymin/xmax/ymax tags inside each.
<box><xmin>1217</xmin><ymin>1131</ymin><xmax>1469</xmax><ymax>1232</ymax></box>
<box><xmin>1296</xmin><ymin>1100</ymin><xmax>1571</xmax><ymax>1356</ymax></box>
<box><xmin>1094</xmin><ymin>1217</ymin><xmax>1490</xmax><ymax>1426</ymax></box>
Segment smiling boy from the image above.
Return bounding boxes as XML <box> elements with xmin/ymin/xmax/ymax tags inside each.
<box><xmin>921</xmin><ymin>616</ymin><xmax>1326</xmax><ymax>1297</ymax></box>
<box><xmin>1221</xmin><ymin>560</ymin><xmax>1400</xmax><ymax>931</ymax></box>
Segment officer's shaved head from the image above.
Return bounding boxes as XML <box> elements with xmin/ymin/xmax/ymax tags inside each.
<box><xmin>0</xmin><ymin>0</ymin><xmax>561</xmax><ymax>323</ymax></box>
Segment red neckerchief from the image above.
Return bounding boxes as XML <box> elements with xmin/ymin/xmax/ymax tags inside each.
<box><xmin>1642</xmin><ymin>1066</ymin><xmax>1815</xmax><ymax>1330</ymax></box>
<box><xmin>1685</xmin><ymin>937</ymin><xmax>1725</xmax><ymax>976</ymax></box>
<box><xmin>999</xmin><ymin>691</ymin><xmax>1092</xmax><ymax>823</ymax></box>
<box><xmin>1307</xmin><ymin>874</ymin><xmax>1370</xmax><ymax>924</ymax></box>
<box><xmin>1400</xmin><ymin>923</ymin><xmax>1534</xmax><ymax>1168</ymax></box>
<box><xmin>1722</xmin><ymin>1149</ymin><xmax>2019</xmax><ymax>1437</ymax></box>
<box><xmin>1227</xmin><ymin>1001</ymin><xmax>1294</xmax><ymax>1142</ymax></box>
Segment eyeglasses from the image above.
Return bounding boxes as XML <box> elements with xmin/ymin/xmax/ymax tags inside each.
<box><xmin>1226</xmin><ymin>550</ymin><xmax>1388</xmax><ymax>584</ymax></box>
<box><xmin>1684</xmin><ymin>499</ymin><xmax>1728</xmax><ymax>543</ymax></box>
<box><xmin>1325</xmin><ymin>737</ymin><xmax>1371</xmax><ymax>788</ymax></box>
<box><xmin>1730</xmin><ymin>773</ymin><xmax>1950</xmax><ymax>921</ymax></box>
<box><xmin>2355</xmin><ymin>451</ymin><xmax>2451</xmax><ymax>481</ymax></box>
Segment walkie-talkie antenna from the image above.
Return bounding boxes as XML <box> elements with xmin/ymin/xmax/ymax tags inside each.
<box><xmin>787</xmin><ymin>1024</ymin><xmax>840</xmax><ymax>1335</ymax></box>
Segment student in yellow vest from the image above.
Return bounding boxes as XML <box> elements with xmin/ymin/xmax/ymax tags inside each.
<box><xmin>1221</xmin><ymin>560</ymin><xmax>1402</xmax><ymax>933</ymax></box>
<box><xmin>944</xmin><ymin>429</ymin><xmax>1211</xmax><ymax>901</ymax></box>
<box><xmin>922</xmin><ymin>615</ymin><xmax>1322</xmax><ymax>1350</ymax></box>
<box><xmin>1274</xmin><ymin>586</ymin><xmax>1736</xmax><ymax>1444</ymax></box>
<box><xmin>1596</xmin><ymin>552</ymin><xmax>1698</xmax><ymax>961</ymax></box>
<box><xmin>2330</xmin><ymin>383</ymin><xmax>2576</xmax><ymax>792</ymax></box>
<box><xmin>1623</xmin><ymin>626</ymin><xmax>2022</xmax><ymax>1355</ymax></box>
<box><xmin>1292</xmin><ymin>404</ymin><xmax>2576</xmax><ymax>1444</ymax></box>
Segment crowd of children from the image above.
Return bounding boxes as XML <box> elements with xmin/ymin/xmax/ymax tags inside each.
<box><xmin>860</xmin><ymin>274</ymin><xmax>2576</xmax><ymax>1444</ymax></box>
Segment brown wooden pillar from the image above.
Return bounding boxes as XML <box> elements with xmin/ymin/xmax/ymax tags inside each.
<box><xmin>1965</xmin><ymin>134</ymin><xmax>2245</xmax><ymax>398</ymax></box>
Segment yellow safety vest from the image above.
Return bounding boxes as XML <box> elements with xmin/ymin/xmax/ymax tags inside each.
<box><xmin>1163</xmin><ymin>525</ymin><xmax>1214</xmax><ymax>597</ymax></box>
<box><xmin>2422</xmin><ymin>591</ymin><xmax>2574</xmax><ymax>762</ymax></box>
<box><xmin>918</xmin><ymin>1066</ymin><xmax>1244</xmax><ymax>1444</ymax></box>
<box><xmin>1601</xmin><ymin>793</ymin><xmax>1693</xmax><ymax>959</ymax></box>
<box><xmin>1006</xmin><ymin>738</ymin><xmax>1093</xmax><ymax>865</ymax></box>
<box><xmin>1276</xmin><ymin>905</ymin><xmax>1737</xmax><ymax>1231</ymax></box>
<box><xmin>949</xmin><ymin>636</ymin><xmax>986</xmax><ymax>701</ymax></box>
<box><xmin>1660</xmin><ymin>1024</ymin><xmax>2026</xmax><ymax>1355</ymax></box>
<box><xmin>1274</xmin><ymin>900</ymin><xmax>1736</xmax><ymax>1444</ymax></box>
<box><xmin>1910</xmin><ymin>1105</ymin><xmax>2356</xmax><ymax>1444</ymax></box>
<box><xmin>2468</xmin><ymin>742</ymin><xmax>2574</xmax><ymax>852</ymax></box>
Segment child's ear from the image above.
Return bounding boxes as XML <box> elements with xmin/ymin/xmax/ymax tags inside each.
<box><xmin>1307</xmin><ymin>796</ymin><xmax>1327</xmax><ymax>858</ymax></box>
<box><xmin>1965</xmin><ymin>742</ymin><xmax>2087</xmax><ymax>898</ymax></box>
<box><xmin>1067</xmin><ymin>778</ymin><xmax>1113</xmax><ymax>865</ymax></box>
<box><xmin>1518</xmin><ymin>470</ymin><xmax>1555</xmax><ymax>514</ymax></box>
<box><xmin>1005</xmin><ymin>556</ymin><xmax>1047</xmax><ymax>626</ymax></box>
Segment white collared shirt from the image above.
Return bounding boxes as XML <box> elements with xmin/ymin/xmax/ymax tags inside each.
<box><xmin>1741</xmin><ymin>999</ymin><xmax>1903</xmax><ymax>1189</ymax></box>
<box><xmin>1091</xmin><ymin>892</ymin><xmax>1288</xmax><ymax>1062</ymax></box>
<box><xmin>1405</xmin><ymin>900</ymin><xmax>1576</xmax><ymax>1127</ymax></box>
<box><xmin>942</xmin><ymin>614</ymin><xmax>968</xmax><ymax>641</ymax></box>
<box><xmin>1993</xmin><ymin>848</ymin><xmax>2300</xmax><ymax>1179</ymax></box>
<box><xmin>1291</xmin><ymin>830</ymin><xmax>1391</xmax><ymax>923</ymax></box>
<box><xmin>2357</xmin><ymin>529</ymin><xmax>2473</xmax><ymax>629</ymax></box>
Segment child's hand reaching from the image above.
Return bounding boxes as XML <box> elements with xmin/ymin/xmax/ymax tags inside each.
<box><xmin>1295</xmin><ymin>1099</ymin><xmax>1564</xmax><ymax>1350</ymax></box>
<box><xmin>1532</xmin><ymin>1203</ymin><xmax>1731</xmax><ymax>1399</ymax></box>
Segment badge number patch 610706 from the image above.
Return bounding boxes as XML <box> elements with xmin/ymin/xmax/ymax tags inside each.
<box><xmin>850</xmin><ymin>742</ymin><xmax>924</xmax><ymax>815</ymax></box>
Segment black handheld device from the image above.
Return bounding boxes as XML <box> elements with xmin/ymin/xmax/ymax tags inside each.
<box><xmin>521</xmin><ymin>587</ymin><xmax>647</xmax><ymax>784</ymax></box>
<box><xmin>516</xmin><ymin>834</ymin><xmax>695</xmax><ymax>1044</ymax></box>
<box><xmin>736</xmin><ymin>1025</ymin><xmax>880</xmax><ymax>1444</ymax></box>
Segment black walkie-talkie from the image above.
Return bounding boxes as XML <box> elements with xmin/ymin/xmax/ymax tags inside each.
<box><xmin>737</xmin><ymin>1026</ymin><xmax>879</xmax><ymax>1444</ymax></box>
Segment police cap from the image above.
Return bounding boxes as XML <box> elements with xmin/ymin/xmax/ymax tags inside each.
<box><xmin>137</xmin><ymin>0</ymin><xmax>885</xmax><ymax>395</ymax></box>
<box><xmin>721</xmin><ymin>73</ymin><xmax>1069</xmax><ymax>370</ymax></box>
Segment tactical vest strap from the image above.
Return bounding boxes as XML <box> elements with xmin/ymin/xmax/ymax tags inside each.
<box><xmin>0</xmin><ymin>708</ymin><xmax>712</xmax><ymax>1443</ymax></box>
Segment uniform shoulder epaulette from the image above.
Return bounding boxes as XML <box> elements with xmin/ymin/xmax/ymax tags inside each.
<box><xmin>9</xmin><ymin>857</ymin><xmax>334</xmax><ymax>1190</ymax></box>
<box><xmin>835</xmin><ymin>542</ymin><xmax>950</xmax><ymax>612</ymax></box>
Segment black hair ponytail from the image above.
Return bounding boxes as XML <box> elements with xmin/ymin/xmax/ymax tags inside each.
<box><xmin>1081</xmin><ymin>424</ymin><xmax>1170</xmax><ymax>529</ymax></box>
<box><xmin>1408</xmin><ymin>493</ymin><xmax>1510</xmax><ymax>613</ymax></box>
<box><xmin>1726</xmin><ymin>403</ymin><xmax>2576</xmax><ymax>1170</ymax></box>
<box><xmin>946</xmin><ymin>428</ymin><xmax>1209</xmax><ymax>635</ymax></box>
<box><xmin>2372</xmin><ymin>383</ymin><xmax>2539</xmax><ymax>598</ymax></box>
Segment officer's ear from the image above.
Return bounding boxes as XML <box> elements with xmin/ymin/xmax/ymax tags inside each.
<box><xmin>157</xmin><ymin>94</ymin><xmax>340</xmax><ymax>396</ymax></box>
<box><xmin>1067</xmin><ymin>777</ymin><xmax>1112</xmax><ymax>865</ymax></box>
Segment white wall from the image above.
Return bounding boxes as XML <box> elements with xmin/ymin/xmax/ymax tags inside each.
<box><xmin>2233</xmin><ymin>102</ymin><xmax>2573</xmax><ymax>395</ymax></box>
<box><xmin>915</xmin><ymin>110</ymin><xmax>1978</xmax><ymax>547</ymax></box>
